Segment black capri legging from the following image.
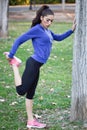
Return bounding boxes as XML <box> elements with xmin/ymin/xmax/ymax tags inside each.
<box><xmin>16</xmin><ymin>57</ymin><xmax>43</xmax><ymax>99</ymax></box>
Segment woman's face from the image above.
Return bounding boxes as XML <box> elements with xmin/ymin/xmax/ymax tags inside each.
<box><xmin>40</xmin><ymin>15</ymin><xmax>54</xmax><ymax>29</ymax></box>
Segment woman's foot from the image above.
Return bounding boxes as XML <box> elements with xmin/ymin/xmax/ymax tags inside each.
<box><xmin>4</xmin><ymin>52</ymin><xmax>22</xmax><ymax>67</ymax></box>
<box><xmin>27</xmin><ymin>119</ymin><xmax>46</xmax><ymax>129</ymax></box>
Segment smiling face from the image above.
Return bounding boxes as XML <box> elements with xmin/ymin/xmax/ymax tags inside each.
<box><xmin>40</xmin><ymin>15</ymin><xmax>54</xmax><ymax>29</ymax></box>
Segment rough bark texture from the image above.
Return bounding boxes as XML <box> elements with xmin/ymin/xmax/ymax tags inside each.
<box><xmin>71</xmin><ymin>0</ymin><xmax>87</xmax><ymax>122</ymax></box>
<box><xmin>0</xmin><ymin>0</ymin><xmax>8</xmax><ymax>38</ymax></box>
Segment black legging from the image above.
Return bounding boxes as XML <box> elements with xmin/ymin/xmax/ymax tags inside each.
<box><xmin>16</xmin><ymin>57</ymin><xmax>43</xmax><ymax>99</ymax></box>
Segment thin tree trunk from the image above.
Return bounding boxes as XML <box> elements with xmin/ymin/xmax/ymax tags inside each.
<box><xmin>71</xmin><ymin>0</ymin><xmax>87</xmax><ymax>122</ymax></box>
<box><xmin>0</xmin><ymin>0</ymin><xmax>9</xmax><ymax>38</ymax></box>
<box><xmin>62</xmin><ymin>0</ymin><xmax>65</xmax><ymax>11</ymax></box>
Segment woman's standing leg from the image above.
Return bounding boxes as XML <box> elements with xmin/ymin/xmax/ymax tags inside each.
<box><xmin>26</xmin><ymin>99</ymin><xmax>33</xmax><ymax>121</ymax></box>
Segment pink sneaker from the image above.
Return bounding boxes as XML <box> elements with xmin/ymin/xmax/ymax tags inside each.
<box><xmin>27</xmin><ymin>119</ymin><xmax>46</xmax><ymax>129</ymax></box>
<box><xmin>4</xmin><ymin>52</ymin><xmax>22</xmax><ymax>67</ymax></box>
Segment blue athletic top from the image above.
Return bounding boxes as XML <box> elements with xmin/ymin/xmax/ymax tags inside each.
<box><xmin>9</xmin><ymin>24</ymin><xmax>73</xmax><ymax>63</ymax></box>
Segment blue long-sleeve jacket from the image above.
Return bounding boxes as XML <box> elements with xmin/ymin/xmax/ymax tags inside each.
<box><xmin>9</xmin><ymin>24</ymin><xmax>73</xmax><ymax>63</ymax></box>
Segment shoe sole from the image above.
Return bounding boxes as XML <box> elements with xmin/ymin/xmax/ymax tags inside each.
<box><xmin>27</xmin><ymin>124</ymin><xmax>46</xmax><ymax>129</ymax></box>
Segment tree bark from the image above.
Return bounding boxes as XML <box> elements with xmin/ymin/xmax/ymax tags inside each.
<box><xmin>71</xmin><ymin>0</ymin><xmax>87</xmax><ymax>122</ymax></box>
<box><xmin>0</xmin><ymin>0</ymin><xmax>9</xmax><ymax>38</ymax></box>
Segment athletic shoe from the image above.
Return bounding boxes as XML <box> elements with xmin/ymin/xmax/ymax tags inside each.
<box><xmin>3</xmin><ymin>52</ymin><xmax>22</xmax><ymax>67</ymax></box>
<box><xmin>27</xmin><ymin>119</ymin><xmax>46</xmax><ymax>128</ymax></box>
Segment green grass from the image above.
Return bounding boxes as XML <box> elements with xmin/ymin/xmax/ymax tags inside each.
<box><xmin>0</xmin><ymin>22</ymin><xmax>82</xmax><ymax>129</ymax></box>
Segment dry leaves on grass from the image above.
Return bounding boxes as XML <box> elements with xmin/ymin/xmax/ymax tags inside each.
<box><xmin>9</xmin><ymin>101</ymin><xmax>18</xmax><ymax>106</ymax></box>
<box><xmin>0</xmin><ymin>98</ymin><xmax>5</xmax><ymax>102</ymax></box>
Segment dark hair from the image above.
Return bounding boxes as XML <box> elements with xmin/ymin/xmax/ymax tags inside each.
<box><xmin>31</xmin><ymin>5</ymin><xmax>54</xmax><ymax>27</ymax></box>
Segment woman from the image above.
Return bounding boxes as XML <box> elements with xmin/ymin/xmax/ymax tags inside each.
<box><xmin>4</xmin><ymin>5</ymin><xmax>76</xmax><ymax>129</ymax></box>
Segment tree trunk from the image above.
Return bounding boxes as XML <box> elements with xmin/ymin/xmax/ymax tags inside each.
<box><xmin>70</xmin><ymin>0</ymin><xmax>87</xmax><ymax>122</ymax></box>
<box><xmin>62</xmin><ymin>0</ymin><xmax>65</xmax><ymax>11</ymax></box>
<box><xmin>0</xmin><ymin>0</ymin><xmax>9</xmax><ymax>38</ymax></box>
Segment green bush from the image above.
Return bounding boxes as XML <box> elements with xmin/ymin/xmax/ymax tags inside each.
<box><xmin>66</xmin><ymin>0</ymin><xmax>75</xmax><ymax>3</ymax></box>
<box><xmin>9</xmin><ymin>0</ymin><xmax>29</xmax><ymax>5</ymax></box>
<box><xmin>9</xmin><ymin>0</ymin><xmax>75</xmax><ymax>5</ymax></box>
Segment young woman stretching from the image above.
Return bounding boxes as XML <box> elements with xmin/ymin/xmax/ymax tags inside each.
<box><xmin>4</xmin><ymin>5</ymin><xmax>76</xmax><ymax>129</ymax></box>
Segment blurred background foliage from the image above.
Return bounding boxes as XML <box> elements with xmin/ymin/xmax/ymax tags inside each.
<box><xmin>9</xmin><ymin>0</ymin><xmax>75</xmax><ymax>5</ymax></box>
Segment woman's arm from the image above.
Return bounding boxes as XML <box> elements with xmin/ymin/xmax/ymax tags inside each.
<box><xmin>8</xmin><ymin>26</ymin><xmax>39</xmax><ymax>58</ymax></box>
<box><xmin>51</xmin><ymin>29</ymin><xmax>73</xmax><ymax>41</ymax></box>
<box><xmin>51</xmin><ymin>19</ymin><xmax>76</xmax><ymax>41</ymax></box>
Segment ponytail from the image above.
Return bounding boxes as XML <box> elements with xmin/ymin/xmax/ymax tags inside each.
<box><xmin>31</xmin><ymin>5</ymin><xmax>54</xmax><ymax>27</ymax></box>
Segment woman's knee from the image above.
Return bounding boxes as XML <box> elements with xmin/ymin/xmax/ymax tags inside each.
<box><xmin>26</xmin><ymin>87</ymin><xmax>36</xmax><ymax>99</ymax></box>
<box><xmin>16</xmin><ymin>85</ymin><xmax>26</xmax><ymax>96</ymax></box>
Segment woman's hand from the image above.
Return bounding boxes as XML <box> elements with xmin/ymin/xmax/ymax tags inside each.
<box><xmin>3</xmin><ymin>52</ymin><xmax>12</xmax><ymax>62</ymax></box>
<box><xmin>72</xmin><ymin>18</ymin><xmax>76</xmax><ymax>32</ymax></box>
<box><xmin>6</xmin><ymin>56</ymin><xmax>12</xmax><ymax>62</ymax></box>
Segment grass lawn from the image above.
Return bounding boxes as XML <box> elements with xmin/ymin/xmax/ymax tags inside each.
<box><xmin>0</xmin><ymin>22</ymin><xmax>83</xmax><ymax>130</ymax></box>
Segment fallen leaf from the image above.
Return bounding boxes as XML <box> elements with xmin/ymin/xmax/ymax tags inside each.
<box><xmin>34</xmin><ymin>114</ymin><xmax>42</xmax><ymax>119</ymax></box>
<box><xmin>58</xmin><ymin>80</ymin><xmax>61</xmax><ymax>83</ymax></box>
<box><xmin>0</xmin><ymin>98</ymin><xmax>5</xmax><ymax>102</ymax></box>
<box><xmin>39</xmin><ymin>96</ymin><xmax>43</xmax><ymax>101</ymax></box>
<box><xmin>50</xmin><ymin>88</ymin><xmax>54</xmax><ymax>92</ymax></box>
<box><xmin>10</xmin><ymin>101</ymin><xmax>18</xmax><ymax>106</ymax></box>
<box><xmin>61</xmin><ymin>58</ymin><xmax>64</xmax><ymax>61</ymax></box>
<box><xmin>67</xmin><ymin>95</ymin><xmax>71</xmax><ymax>98</ymax></box>
<box><xmin>51</xmin><ymin>102</ymin><xmax>57</xmax><ymax>105</ymax></box>
<box><xmin>5</xmin><ymin>86</ymin><xmax>10</xmax><ymax>88</ymax></box>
